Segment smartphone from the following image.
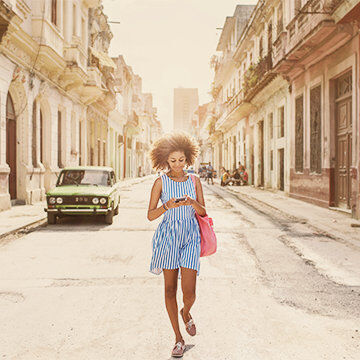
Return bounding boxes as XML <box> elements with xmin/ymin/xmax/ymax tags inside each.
<box><xmin>174</xmin><ymin>197</ymin><xmax>186</xmax><ymax>203</ymax></box>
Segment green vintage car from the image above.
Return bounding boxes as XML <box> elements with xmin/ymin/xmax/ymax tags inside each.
<box><xmin>45</xmin><ymin>166</ymin><xmax>120</xmax><ymax>225</ymax></box>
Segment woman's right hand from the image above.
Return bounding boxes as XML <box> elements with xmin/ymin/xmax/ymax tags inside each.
<box><xmin>166</xmin><ymin>198</ymin><xmax>179</xmax><ymax>209</ymax></box>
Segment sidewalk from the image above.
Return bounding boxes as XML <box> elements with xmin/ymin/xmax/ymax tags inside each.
<box><xmin>215</xmin><ymin>180</ymin><xmax>360</xmax><ymax>244</ymax></box>
<box><xmin>0</xmin><ymin>175</ymin><xmax>152</xmax><ymax>239</ymax></box>
<box><xmin>213</xmin><ymin>179</ymin><xmax>360</xmax><ymax>287</ymax></box>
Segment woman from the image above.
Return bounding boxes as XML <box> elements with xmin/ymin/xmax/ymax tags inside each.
<box><xmin>147</xmin><ymin>133</ymin><xmax>206</xmax><ymax>358</ymax></box>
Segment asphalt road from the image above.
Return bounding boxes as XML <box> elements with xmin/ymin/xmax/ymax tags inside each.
<box><xmin>0</xmin><ymin>176</ymin><xmax>359</xmax><ymax>359</ymax></box>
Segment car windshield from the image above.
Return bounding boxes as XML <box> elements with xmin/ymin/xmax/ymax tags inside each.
<box><xmin>57</xmin><ymin>170</ymin><xmax>111</xmax><ymax>187</ymax></box>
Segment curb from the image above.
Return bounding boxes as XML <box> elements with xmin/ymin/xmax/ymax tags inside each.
<box><xmin>0</xmin><ymin>175</ymin><xmax>152</xmax><ymax>240</ymax></box>
<box><xmin>0</xmin><ymin>217</ymin><xmax>47</xmax><ymax>241</ymax></box>
<box><xmin>215</xmin><ymin>183</ymin><xmax>360</xmax><ymax>245</ymax></box>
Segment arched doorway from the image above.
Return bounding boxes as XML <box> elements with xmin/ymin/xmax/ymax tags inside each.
<box><xmin>6</xmin><ymin>93</ymin><xmax>16</xmax><ymax>200</ymax></box>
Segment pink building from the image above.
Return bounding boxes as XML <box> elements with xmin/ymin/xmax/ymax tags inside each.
<box><xmin>273</xmin><ymin>0</ymin><xmax>360</xmax><ymax>218</ymax></box>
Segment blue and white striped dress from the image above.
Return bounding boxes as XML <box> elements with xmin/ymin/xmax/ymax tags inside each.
<box><xmin>149</xmin><ymin>174</ymin><xmax>201</xmax><ymax>275</ymax></box>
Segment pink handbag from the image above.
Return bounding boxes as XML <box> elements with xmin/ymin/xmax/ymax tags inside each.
<box><xmin>190</xmin><ymin>175</ymin><xmax>217</xmax><ymax>257</ymax></box>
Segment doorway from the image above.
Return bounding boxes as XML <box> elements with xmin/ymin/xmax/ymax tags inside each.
<box><xmin>233</xmin><ymin>135</ymin><xmax>236</xmax><ymax>170</ymax></box>
<box><xmin>335</xmin><ymin>71</ymin><xmax>352</xmax><ymax>209</ymax></box>
<box><xmin>6</xmin><ymin>93</ymin><xmax>16</xmax><ymax>200</ymax></box>
<box><xmin>259</xmin><ymin>121</ymin><xmax>264</xmax><ymax>187</ymax></box>
<box><xmin>279</xmin><ymin>148</ymin><xmax>284</xmax><ymax>191</ymax></box>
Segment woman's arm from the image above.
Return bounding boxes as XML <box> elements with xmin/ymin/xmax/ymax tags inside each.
<box><xmin>147</xmin><ymin>178</ymin><xmax>166</xmax><ymax>221</ymax></box>
<box><xmin>183</xmin><ymin>176</ymin><xmax>206</xmax><ymax>216</ymax></box>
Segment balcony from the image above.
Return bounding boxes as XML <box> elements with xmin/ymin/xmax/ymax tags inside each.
<box><xmin>82</xmin><ymin>0</ymin><xmax>101</xmax><ymax>8</ymax></box>
<box><xmin>64</xmin><ymin>37</ymin><xmax>87</xmax><ymax>71</ymax></box>
<box><xmin>243</xmin><ymin>54</ymin><xmax>276</xmax><ymax>101</ymax></box>
<box><xmin>215</xmin><ymin>90</ymin><xmax>255</xmax><ymax>132</ymax></box>
<box><xmin>0</xmin><ymin>1</ymin><xmax>16</xmax><ymax>42</ymax></box>
<box><xmin>31</xmin><ymin>17</ymin><xmax>64</xmax><ymax>65</ymax></box>
<box><xmin>80</xmin><ymin>67</ymin><xmax>104</xmax><ymax>104</ymax></box>
<box><xmin>213</xmin><ymin>50</ymin><xmax>236</xmax><ymax>87</ymax></box>
<box><xmin>273</xmin><ymin>0</ymin><xmax>353</xmax><ymax>78</ymax></box>
<box><xmin>61</xmin><ymin>43</ymin><xmax>88</xmax><ymax>92</ymax></box>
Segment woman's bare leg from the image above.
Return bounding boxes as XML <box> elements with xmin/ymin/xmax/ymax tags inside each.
<box><xmin>163</xmin><ymin>269</ymin><xmax>183</xmax><ymax>343</ymax></box>
<box><xmin>180</xmin><ymin>267</ymin><xmax>197</xmax><ymax>322</ymax></box>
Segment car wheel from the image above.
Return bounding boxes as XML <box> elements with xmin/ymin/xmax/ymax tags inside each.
<box><xmin>47</xmin><ymin>212</ymin><xmax>56</xmax><ymax>225</ymax></box>
<box><xmin>105</xmin><ymin>210</ymin><xmax>114</xmax><ymax>225</ymax></box>
<box><xmin>114</xmin><ymin>205</ymin><xmax>119</xmax><ymax>216</ymax></box>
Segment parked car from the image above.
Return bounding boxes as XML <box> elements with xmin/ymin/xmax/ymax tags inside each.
<box><xmin>45</xmin><ymin>166</ymin><xmax>120</xmax><ymax>225</ymax></box>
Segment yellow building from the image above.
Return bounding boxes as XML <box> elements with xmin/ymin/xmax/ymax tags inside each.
<box><xmin>0</xmin><ymin>0</ymin><xmax>115</xmax><ymax>211</ymax></box>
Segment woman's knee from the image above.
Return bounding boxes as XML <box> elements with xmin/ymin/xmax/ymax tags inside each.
<box><xmin>183</xmin><ymin>289</ymin><xmax>196</xmax><ymax>304</ymax></box>
<box><xmin>165</xmin><ymin>285</ymin><xmax>177</xmax><ymax>299</ymax></box>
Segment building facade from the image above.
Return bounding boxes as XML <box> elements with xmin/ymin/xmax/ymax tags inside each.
<box><xmin>173</xmin><ymin>88</ymin><xmax>199</xmax><ymax>133</ymax></box>
<box><xmin>206</xmin><ymin>0</ymin><xmax>360</xmax><ymax>218</ymax></box>
<box><xmin>273</xmin><ymin>0</ymin><xmax>360</xmax><ymax>216</ymax></box>
<box><xmin>0</xmin><ymin>0</ymin><xmax>161</xmax><ymax>212</ymax></box>
<box><xmin>0</xmin><ymin>0</ymin><xmax>103</xmax><ymax>210</ymax></box>
<box><xmin>111</xmin><ymin>55</ymin><xmax>161</xmax><ymax>181</ymax></box>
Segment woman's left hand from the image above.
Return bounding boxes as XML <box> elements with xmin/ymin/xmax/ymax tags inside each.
<box><xmin>177</xmin><ymin>194</ymin><xmax>194</xmax><ymax>206</ymax></box>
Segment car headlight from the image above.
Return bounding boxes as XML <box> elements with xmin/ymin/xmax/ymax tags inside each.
<box><xmin>100</xmin><ymin>197</ymin><xmax>107</xmax><ymax>205</ymax></box>
<box><xmin>49</xmin><ymin>197</ymin><xmax>56</xmax><ymax>204</ymax></box>
<box><xmin>56</xmin><ymin>197</ymin><xmax>63</xmax><ymax>204</ymax></box>
<box><xmin>92</xmin><ymin>197</ymin><xmax>99</xmax><ymax>205</ymax></box>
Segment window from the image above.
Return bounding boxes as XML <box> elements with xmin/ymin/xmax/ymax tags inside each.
<box><xmin>57</xmin><ymin>110</ymin><xmax>62</xmax><ymax>168</ymax></box>
<box><xmin>97</xmin><ymin>139</ymin><xmax>101</xmax><ymax>165</ymax></box>
<box><xmin>259</xmin><ymin>36</ymin><xmax>263</xmax><ymax>58</ymax></box>
<box><xmin>279</xmin><ymin>106</ymin><xmax>284</xmax><ymax>138</ymax></box>
<box><xmin>51</xmin><ymin>0</ymin><xmax>57</xmax><ymax>25</ymax></box>
<box><xmin>81</xmin><ymin>17</ymin><xmax>86</xmax><ymax>45</ymax></box>
<box><xmin>277</xmin><ymin>4</ymin><xmax>283</xmax><ymax>36</ymax></box>
<box><xmin>32</xmin><ymin>101</ymin><xmax>37</xmax><ymax>167</ymax></box>
<box><xmin>71</xmin><ymin>112</ymin><xmax>76</xmax><ymax>153</ymax></box>
<box><xmin>103</xmin><ymin>140</ymin><xmax>106</xmax><ymax>165</ymax></box>
<box><xmin>79</xmin><ymin>120</ymin><xmax>82</xmax><ymax>165</ymax></box>
<box><xmin>310</xmin><ymin>86</ymin><xmax>322</xmax><ymax>173</ymax></box>
<box><xmin>90</xmin><ymin>147</ymin><xmax>94</xmax><ymax>165</ymax></box>
<box><xmin>267</xmin><ymin>23</ymin><xmax>272</xmax><ymax>55</ymax></box>
<box><xmin>269</xmin><ymin>113</ymin><xmax>273</xmax><ymax>139</ymax></box>
<box><xmin>270</xmin><ymin>150</ymin><xmax>273</xmax><ymax>171</ymax></box>
<box><xmin>73</xmin><ymin>4</ymin><xmax>76</xmax><ymax>36</ymax></box>
<box><xmin>40</xmin><ymin>110</ymin><xmax>43</xmax><ymax>164</ymax></box>
<box><xmin>295</xmin><ymin>95</ymin><xmax>304</xmax><ymax>172</ymax></box>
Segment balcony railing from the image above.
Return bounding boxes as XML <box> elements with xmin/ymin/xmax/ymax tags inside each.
<box><xmin>225</xmin><ymin>90</ymin><xmax>244</xmax><ymax>116</ymax></box>
<box><xmin>272</xmin><ymin>0</ymin><xmax>346</xmax><ymax>76</ymax></box>
<box><xmin>243</xmin><ymin>54</ymin><xmax>273</xmax><ymax>101</ymax></box>
<box><xmin>214</xmin><ymin>89</ymin><xmax>248</xmax><ymax>131</ymax></box>
<box><xmin>214</xmin><ymin>49</ymin><xmax>235</xmax><ymax>86</ymax></box>
<box><xmin>287</xmin><ymin>0</ymin><xmax>335</xmax><ymax>52</ymax></box>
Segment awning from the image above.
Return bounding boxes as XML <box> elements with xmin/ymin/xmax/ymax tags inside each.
<box><xmin>90</xmin><ymin>47</ymin><xmax>116</xmax><ymax>69</ymax></box>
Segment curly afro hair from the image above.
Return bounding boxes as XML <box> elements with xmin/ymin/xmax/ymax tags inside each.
<box><xmin>149</xmin><ymin>132</ymin><xmax>199</xmax><ymax>171</ymax></box>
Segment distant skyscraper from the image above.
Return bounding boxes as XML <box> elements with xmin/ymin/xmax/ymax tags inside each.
<box><xmin>173</xmin><ymin>88</ymin><xmax>199</xmax><ymax>133</ymax></box>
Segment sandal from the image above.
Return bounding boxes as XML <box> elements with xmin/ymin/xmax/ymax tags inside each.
<box><xmin>180</xmin><ymin>308</ymin><xmax>196</xmax><ymax>336</ymax></box>
<box><xmin>171</xmin><ymin>341</ymin><xmax>185</xmax><ymax>358</ymax></box>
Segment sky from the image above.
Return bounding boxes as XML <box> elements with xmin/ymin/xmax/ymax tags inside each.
<box><xmin>102</xmin><ymin>0</ymin><xmax>257</xmax><ymax>132</ymax></box>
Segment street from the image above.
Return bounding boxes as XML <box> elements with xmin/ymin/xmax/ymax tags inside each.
<box><xmin>0</xmin><ymin>177</ymin><xmax>359</xmax><ymax>360</ymax></box>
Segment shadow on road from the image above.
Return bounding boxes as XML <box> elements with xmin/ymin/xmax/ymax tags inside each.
<box><xmin>43</xmin><ymin>215</ymin><xmax>109</xmax><ymax>232</ymax></box>
<box><xmin>168</xmin><ymin>344</ymin><xmax>195</xmax><ymax>359</ymax></box>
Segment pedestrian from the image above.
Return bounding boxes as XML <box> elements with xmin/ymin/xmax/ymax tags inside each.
<box><xmin>221</xmin><ymin>168</ymin><xmax>231</xmax><ymax>186</ymax></box>
<box><xmin>242</xmin><ymin>169</ymin><xmax>248</xmax><ymax>185</ymax></box>
<box><xmin>232</xmin><ymin>168</ymin><xmax>241</xmax><ymax>186</ymax></box>
<box><xmin>147</xmin><ymin>132</ymin><xmax>206</xmax><ymax>358</ymax></box>
<box><xmin>206</xmin><ymin>162</ymin><xmax>214</xmax><ymax>185</ymax></box>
